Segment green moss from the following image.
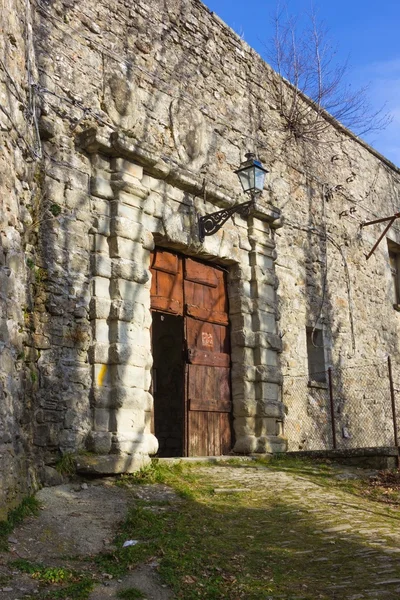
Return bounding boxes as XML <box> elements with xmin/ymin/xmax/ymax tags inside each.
<box><xmin>49</xmin><ymin>203</ymin><xmax>61</xmax><ymax>217</ymax></box>
<box><xmin>35</xmin><ymin>267</ymin><xmax>47</xmax><ymax>284</ymax></box>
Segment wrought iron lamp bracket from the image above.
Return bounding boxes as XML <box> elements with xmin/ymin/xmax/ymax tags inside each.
<box><xmin>198</xmin><ymin>197</ymin><xmax>255</xmax><ymax>243</ymax></box>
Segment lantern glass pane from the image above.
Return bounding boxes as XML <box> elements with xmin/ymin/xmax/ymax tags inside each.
<box><xmin>238</xmin><ymin>167</ymin><xmax>254</xmax><ymax>193</ymax></box>
<box><xmin>254</xmin><ymin>167</ymin><xmax>266</xmax><ymax>192</ymax></box>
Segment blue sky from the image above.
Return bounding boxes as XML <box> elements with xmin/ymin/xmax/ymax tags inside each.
<box><xmin>203</xmin><ymin>0</ymin><xmax>400</xmax><ymax>166</ymax></box>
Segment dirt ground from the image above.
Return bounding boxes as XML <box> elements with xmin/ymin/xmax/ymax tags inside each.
<box><xmin>0</xmin><ymin>479</ymin><xmax>174</xmax><ymax>600</ymax></box>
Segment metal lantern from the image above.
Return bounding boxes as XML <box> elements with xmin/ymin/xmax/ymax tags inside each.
<box><xmin>235</xmin><ymin>152</ymin><xmax>269</xmax><ymax>196</ymax></box>
<box><xmin>198</xmin><ymin>151</ymin><xmax>269</xmax><ymax>243</ymax></box>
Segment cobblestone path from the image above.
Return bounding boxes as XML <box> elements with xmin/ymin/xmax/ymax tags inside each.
<box><xmin>196</xmin><ymin>464</ymin><xmax>400</xmax><ymax>599</ymax></box>
<box><xmin>2</xmin><ymin>462</ymin><xmax>400</xmax><ymax>599</ymax></box>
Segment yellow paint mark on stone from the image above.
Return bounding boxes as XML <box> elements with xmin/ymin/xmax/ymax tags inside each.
<box><xmin>97</xmin><ymin>364</ymin><xmax>108</xmax><ymax>386</ymax></box>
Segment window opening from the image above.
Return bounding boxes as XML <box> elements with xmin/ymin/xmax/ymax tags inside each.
<box><xmin>387</xmin><ymin>239</ymin><xmax>400</xmax><ymax>308</ymax></box>
<box><xmin>306</xmin><ymin>327</ymin><xmax>326</xmax><ymax>383</ymax></box>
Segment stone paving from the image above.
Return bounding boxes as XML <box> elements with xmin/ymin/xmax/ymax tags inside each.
<box><xmin>1</xmin><ymin>464</ymin><xmax>400</xmax><ymax>598</ymax></box>
<box><xmin>196</xmin><ymin>464</ymin><xmax>400</xmax><ymax>599</ymax></box>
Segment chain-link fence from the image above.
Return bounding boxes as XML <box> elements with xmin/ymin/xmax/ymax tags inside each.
<box><xmin>283</xmin><ymin>358</ymin><xmax>400</xmax><ymax>452</ymax></box>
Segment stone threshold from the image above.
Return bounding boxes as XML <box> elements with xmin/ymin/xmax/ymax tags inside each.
<box><xmin>156</xmin><ymin>455</ymin><xmax>260</xmax><ymax>464</ymax></box>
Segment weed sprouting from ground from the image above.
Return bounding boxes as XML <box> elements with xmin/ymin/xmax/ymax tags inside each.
<box><xmin>55</xmin><ymin>452</ymin><xmax>76</xmax><ymax>476</ymax></box>
<box><xmin>11</xmin><ymin>559</ymin><xmax>94</xmax><ymax>599</ymax></box>
<box><xmin>0</xmin><ymin>496</ymin><xmax>40</xmax><ymax>551</ymax></box>
<box><xmin>11</xmin><ymin>560</ymin><xmax>73</xmax><ymax>583</ymax></box>
<box><xmin>117</xmin><ymin>459</ymin><xmax>184</xmax><ymax>485</ymax></box>
<box><xmin>117</xmin><ymin>587</ymin><xmax>146</xmax><ymax>599</ymax></box>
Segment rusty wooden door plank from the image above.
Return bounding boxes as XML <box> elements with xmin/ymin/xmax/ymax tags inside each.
<box><xmin>184</xmin><ymin>257</ymin><xmax>232</xmax><ymax>456</ymax></box>
<box><xmin>184</xmin><ymin>257</ymin><xmax>219</xmax><ymax>287</ymax></box>
<box><xmin>150</xmin><ymin>250</ymin><xmax>184</xmax><ymax>315</ymax></box>
<box><xmin>187</xmin><ymin>348</ymin><xmax>230</xmax><ymax>367</ymax></box>
<box><xmin>150</xmin><ymin>250</ymin><xmax>233</xmax><ymax>457</ymax></box>
<box><xmin>187</xmin><ymin>364</ymin><xmax>231</xmax><ymax>412</ymax></box>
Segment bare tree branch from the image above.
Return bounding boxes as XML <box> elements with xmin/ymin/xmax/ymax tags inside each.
<box><xmin>268</xmin><ymin>3</ymin><xmax>392</xmax><ymax>141</ymax></box>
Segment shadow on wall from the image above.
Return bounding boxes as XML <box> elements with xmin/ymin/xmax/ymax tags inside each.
<box><xmin>27</xmin><ymin>0</ymin><xmax>292</xmax><ymax>469</ymax></box>
<box><xmin>276</xmin><ymin>162</ymin><xmax>400</xmax><ymax>451</ymax></box>
<box><xmin>0</xmin><ymin>0</ymin><xmax>48</xmax><ymax>506</ymax></box>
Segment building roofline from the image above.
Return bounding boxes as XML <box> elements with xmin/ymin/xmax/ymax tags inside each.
<box><xmin>200</xmin><ymin>0</ymin><xmax>400</xmax><ymax>176</ymax></box>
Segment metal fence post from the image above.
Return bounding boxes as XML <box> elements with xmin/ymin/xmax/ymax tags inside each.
<box><xmin>387</xmin><ymin>356</ymin><xmax>400</xmax><ymax>468</ymax></box>
<box><xmin>328</xmin><ymin>367</ymin><xmax>337</xmax><ymax>450</ymax></box>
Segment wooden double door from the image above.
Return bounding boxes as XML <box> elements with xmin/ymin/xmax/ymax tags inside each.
<box><xmin>150</xmin><ymin>249</ymin><xmax>232</xmax><ymax>457</ymax></box>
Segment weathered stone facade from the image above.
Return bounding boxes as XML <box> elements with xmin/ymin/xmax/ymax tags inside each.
<box><xmin>1</xmin><ymin>0</ymin><xmax>400</xmax><ymax>509</ymax></box>
<box><xmin>0</xmin><ymin>0</ymin><xmax>41</xmax><ymax>514</ymax></box>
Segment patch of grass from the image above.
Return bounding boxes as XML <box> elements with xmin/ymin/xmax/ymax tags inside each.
<box><xmin>10</xmin><ymin>558</ymin><xmax>41</xmax><ymax>574</ymax></box>
<box><xmin>117</xmin><ymin>588</ymin><xmax>146</xmax><ymax>599</ymax></box>
<box><xmin>12</xmin><ymin>560</ymin><xmax>72</xmax><ymax>583</ymax></box>
<box><xmin>116</xmin><ymin>460</ymin><xmax>203</xmax><ymax>499</ymax></box>
<box><xmin>55</xmin><ymin>453</ymin><xmax>76</xmax><ymax>476</ymax></box>
<box><xmin>11</xmin><ymin>559</ymin><xmax>94</xmax><ymax>600</ymax></box>
<box><xmin>117</xmin><ymin>459</ymin><xmax>183</xmax><ymax>485</ymax></box>
<box><xmin>42</xmin><ymin>578</ymin><xmax>94</xmax><ymax>599</ymax></box>
<box><xmin>95</xmin><ymin>458</ymin><xmax>400</xmax><ymax>599</ymax></box>
<box><xmin>95</xmin><ymin>465</ymin><xmax>285</xmax><ymax>597</ymax></box>
<box><xmin>94</xmin><ymin>504</ymin><xmax>165</xmax><ymax>577</ymax></box>
<box><xmin>0</xmin><ymin>496</ymin><xmax>40</xmax><ymax>551</ymax></box>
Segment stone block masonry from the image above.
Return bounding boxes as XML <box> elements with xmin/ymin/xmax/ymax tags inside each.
<box><xmin>0</xmin><ymin>0</ymin><xmax>43</xmax><ymax>513</ymax></box>
<box><xmin>1</xmin><ymin>0</ymin><xmax>400</xmax><ymax>508</ymax></box>
<box><xmin>86</xmin><ymin>154</ymin><xmax>157</xmax><ymax>470</ymax></box>
<box><xmin>79</xmin><ymin>141</ymin><xmax>285</xmax><ymax>469</ymax></box>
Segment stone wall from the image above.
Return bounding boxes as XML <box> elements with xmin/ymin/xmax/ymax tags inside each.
<box><xmin>274</xmin><ymin>133</ymin><xmax>400</xmax><ymax>450</ymax></box>
<box><xmin>2</xmin><ymin>0</ymin><xmax>400</xmax><ymax>506</ymax></box>
<box><xmin>22</xmin><ymin>0</ymin><xmax>289</xmax><ymax>475</ymax></box>
<box><xmin>0</xmin><ymin>0</ymin><xmax>41</xmax><ymax>513</ymax></box>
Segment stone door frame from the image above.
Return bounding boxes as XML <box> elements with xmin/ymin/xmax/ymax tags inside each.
<box><xmin>76</xmin><ymin>129</ymin><xmax>286</xmax><ymax>474</ymax></box>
